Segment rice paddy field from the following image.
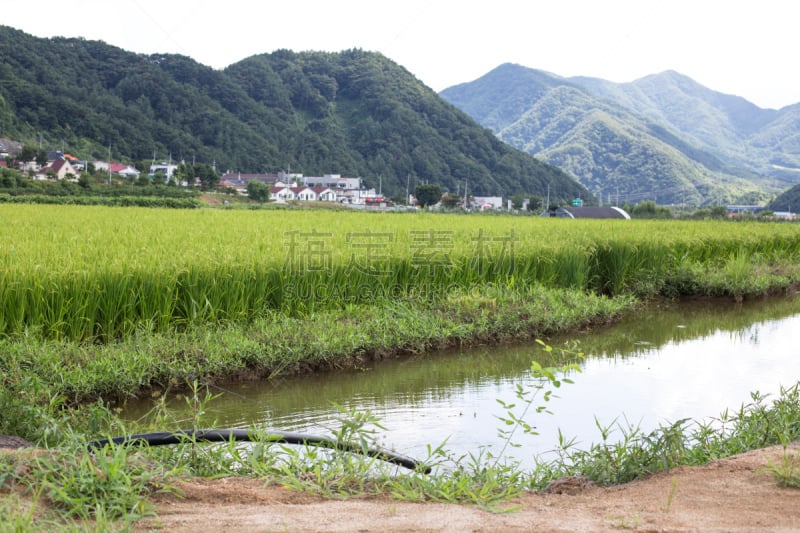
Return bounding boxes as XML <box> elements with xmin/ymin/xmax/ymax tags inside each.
<box><xmin>1</xmin><ymin>204</ymin><xmax>799</xmax><ymax>343</ymax></box>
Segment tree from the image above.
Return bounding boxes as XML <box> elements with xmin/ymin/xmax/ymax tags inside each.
<box><xmin>440</xmin><ymin>193</ymin><xmax>461</xmax><ymax>209</ymax></box>
<box><xmin>414</xmin><ymin>184</ymin><xmax>442</xmax><ymax>208</ymax></box>
<box><xmin>194</xmin><ymin>163</ymin><xmax>220</xmax><ymax>190</ymax></box>
<box><xmin>18</xmin><ymin>145</ymin><xmax>37</xmax><ymax>163</ymax></box>
<box><xmin>526</xmin><ymin>195</ymin><xmax>543</xmax><ymax>212</ymax></box>
<box><xmin>176</xmin><ymin>163</ymin><xmax>220</xmax><ymax>190</ymax></box>
<box><xmin>17</xmin><ymin>145</ymin><xmax>46</xmax><ymax>166</ymax></box>
<box><xmin>0</xmin><ymin>168</ymin><xmax>18</xmax><ymax>187</ymax></box>
<box><xmin>630</xmin><ymin>201</ymin><xmax>672</xmax><ymax>219</ymax></box>
<box><xmin>246</xmin><ymin>180</ymin><xmax>271</xmax><ymax>203</ymax></box>
<box><xmin>510</xmin><ymin>193</ymin><xmax>524</xmax><ymax>210</ymax></box>
<box><xmin>709</xmin><ymin>205</ymin><xmax>728</xmax><ymax>219</ymax></box>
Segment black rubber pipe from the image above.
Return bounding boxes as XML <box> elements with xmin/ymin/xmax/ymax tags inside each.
<box><xmin>88</xmin><ymin>428</ymin><xmax>430</xmax><ymax>473</ymax></box>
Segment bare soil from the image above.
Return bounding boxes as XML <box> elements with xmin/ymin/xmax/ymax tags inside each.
<box><xmin>131</xmin><ymin>441</ymin><xmax>800</xmax><ymax>532</ymax></box>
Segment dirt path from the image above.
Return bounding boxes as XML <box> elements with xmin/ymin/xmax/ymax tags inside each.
<box><xmin>136</xmin><ymin>441</ymin><xmax>800</xmax><ymax>532</ymax></box>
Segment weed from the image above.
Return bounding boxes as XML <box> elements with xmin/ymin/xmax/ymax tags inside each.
<box><xmin>494</xmin><ymin>340</ymin><xmax>583</xmax><ymax>465</ymax></box>
<box><xmin>759</xmin><ymin>448</ymin><xmax>800</xmax><ymax>489</ymax></box>
<box><xmin>663</xmin><ymin>476</ymin><xmax>678</xmax><ymax>512</ymax></box>
<box><xmin>608</xmin><ymin>513</ymin><xmax>641</xmax><ymax>529</ymax></box>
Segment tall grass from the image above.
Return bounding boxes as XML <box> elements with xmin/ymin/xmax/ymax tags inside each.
<box><xmin>1</xmin><ymin>205</ymin><xmax>799</xmax><ymax>342</ymax></box>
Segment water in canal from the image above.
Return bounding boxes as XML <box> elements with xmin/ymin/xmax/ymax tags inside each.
<box><xmin>122</xmin><ymin>295</ymin><xmax>800</xmax><ymax>467</ymax></box>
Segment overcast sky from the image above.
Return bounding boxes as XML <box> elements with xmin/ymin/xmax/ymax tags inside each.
<box><xmin>4</xmin><ymin>0</ymin><xmax>798</xmax><ymax>109</ymax></box>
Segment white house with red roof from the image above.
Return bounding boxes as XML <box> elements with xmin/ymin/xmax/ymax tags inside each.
<box><xmin>109</xmin><ymin>162</ymin><xmax>141</xmax><ymax>179</ymax></box>
<box><xmin>270</xmin><ymin>185</ymin><xmax>337</xmax><ymax>202</ymax></box>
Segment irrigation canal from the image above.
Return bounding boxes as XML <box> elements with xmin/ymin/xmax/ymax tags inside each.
<box><xmin>121</xmin><ymin>294</ymin><xmax>800</xmax><ymax>468</ymax></box>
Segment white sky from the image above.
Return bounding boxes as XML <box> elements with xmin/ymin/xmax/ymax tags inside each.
<box><xmin>4</xmin><ymin>0</ymin><xmax>798</xmax><ymax>109</ymax></box>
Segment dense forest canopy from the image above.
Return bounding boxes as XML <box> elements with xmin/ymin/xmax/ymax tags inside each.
<box><xmin>768</xmin><ymin>182</ymin><xmax>800</xmax><ymax>212</ymax></box>
<box><xmin>0</xmin><ymin>26</ymin><xmax>590</xmax><ymax>202</ymax></box>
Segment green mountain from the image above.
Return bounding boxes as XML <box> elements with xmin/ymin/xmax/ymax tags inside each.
<box><xmin>441</xmin><ymin>63</ymin><xmax>799</xmax><ymax>206</ymax></box>
<box><xmin>768</xmin><ymin>183</ymin><xmax>800</xmax><ymax>212</ymax></box>
<box><xmin>0</xmin><ymin>26</ymin><xmax>589</xmax><ymax>202</ymax></box>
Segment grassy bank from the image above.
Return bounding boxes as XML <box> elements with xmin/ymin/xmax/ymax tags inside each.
<box><xmin>2</xmin><ymin>363</ymin><xmax>799</xmax><ymax>528</ymax></box>
<box><xmin>0</xmin><ymin>284</ymin><xmax>631</xmax><ymax>423</ymax></box>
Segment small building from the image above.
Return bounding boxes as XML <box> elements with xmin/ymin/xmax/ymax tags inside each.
<box><xmin>34</xmin><ymin>159</ymin><xmax>80</xmax><ymax>181</ymax></box>
<box><xmin>109</xmin><ymin>163</ymin><xmax>141</xmax><ymax>179</ymax></box>
<box><xmin>148</xmin><ymin>162</ymin><xmax>178</xmax><ymax>180</ymax></box>
<box><xmin>270</xmin><ymin>186</ymin><xmax>296</xmax><ymax>202</ymax></box>
<box><xmin>301</xmin><ymin>174</ymin><xmax>362</xmax><ymax>190</ymax></box>
<box><xmin>270</xmin><ymin>186</ymin><xmax>337</xmax><ymax>202</ymax></box>
<box><xmin>220</xmin><ymin>172</ymin><xmax>282</xmax><ymax>194</ymax></box>
<box><xmin>310</xmin><ymin>187</ymin><xmax>337</xmax><ymax>202</ymax></box>
<box><xmin>472</xmin><ymin>196</ymin><xmax>503</xmax><ymax>210</ymax></box>
<box><xmin>46</xmin><ymin>150</ymin><xmax>65</xmax><ymax>162</ymax></box>
<box><xmin>727</xmin><ymin>205</ymin><xmax>764</xmax><ymax>216</ymax></box>
<box><xmin>543</xmin><ymin>206</ymin><xmax>631</xmax><ymax>219</ymax></box>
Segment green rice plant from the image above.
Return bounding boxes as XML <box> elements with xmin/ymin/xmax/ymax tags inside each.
<box><xmin>553</xmin><ymin>245</ymin><xmax>593</xmax><ymax>290</ymax></box>
<box><xmin>591</xmin><ymin>241</ymin><xmax>640</xmax><ymax>295</ymax></box>
<box><xmin>2</xmin><ymin>206</ymin><xmax>800</xmax><ymax>342</ymax></box>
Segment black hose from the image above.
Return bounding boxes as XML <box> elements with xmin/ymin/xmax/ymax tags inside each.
<box><xmin>88</xmin><ymin>428</ymin><xmax>430</xmax><ymax>473</ymax></box>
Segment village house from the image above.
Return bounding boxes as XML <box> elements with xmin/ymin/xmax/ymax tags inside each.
<box><xmin>270</xmin><ymin>185</ymin><xmax>337</xmax><ymax>202</ymax></box>
<box><xmin>148</xmin><ymin>162</ymin><xmax>179</xmax><ymax>180</ymax></box>
<box><xmin>301</xmin><ymin>174</ymin><xmax>361</xmax><ymax>191</ymax></box>
<box><xmin>93</xmin><ymin>161</ymin><xmax>141</xmax><ymax>179</ymax></box>
<box><xmin>219</xmin><ymin>172</ymin><xmax>282</xmax><ymax>194</ymax></box>
<box><xmin>34</xmin><ymin>158</ymin><xmax>80</xmax><ymax>181</ymax></box>
<box><xmin>219</xmin><ymin>171</ymin><xmax>375</xmax><ymax>204</ymax></box>
<box><xmin>472</xmin><ymin>196</ymin><xmax>503</xmax><ymax>210</ymax></box>
<box><xmin>110</xmin><ymin>163</ymin><xmax>141</xmax><ymax>179</ymax></box>
<box><xmin>299</xmin><ymin>174</ymin><xmax>380</xmax><ymax>204</ymax></box>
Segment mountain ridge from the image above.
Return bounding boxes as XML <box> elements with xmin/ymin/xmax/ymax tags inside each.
<box><xmin>440</xmin><ymin>63</ymin><xmax>800</xmax><ymax>205</ymax></box>
<box><xmin>0</xmin><ymin>26</ymin><xmax>590</xmax><ymax>202</ymax></box>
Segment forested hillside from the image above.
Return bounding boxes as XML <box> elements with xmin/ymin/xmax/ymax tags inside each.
<box><xmin>441</xmin><ymin>63</ymin><xmax>800</xmax><ymax>206</ymax></box>
<box><xmin>768</xmin><ymin>182</ymin><xmax>800</xmax><ymax>212</ymax></box>
<box><xmin>0</xmin><ymin>26</ymin><xmax>589</xmax><ymax>201</ymax></box>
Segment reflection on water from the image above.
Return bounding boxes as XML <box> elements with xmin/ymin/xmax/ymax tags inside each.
<box><xmin>121</xmin><ymin>296</ymin><xmax>800</xmax><ymax>466</ymax></box>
